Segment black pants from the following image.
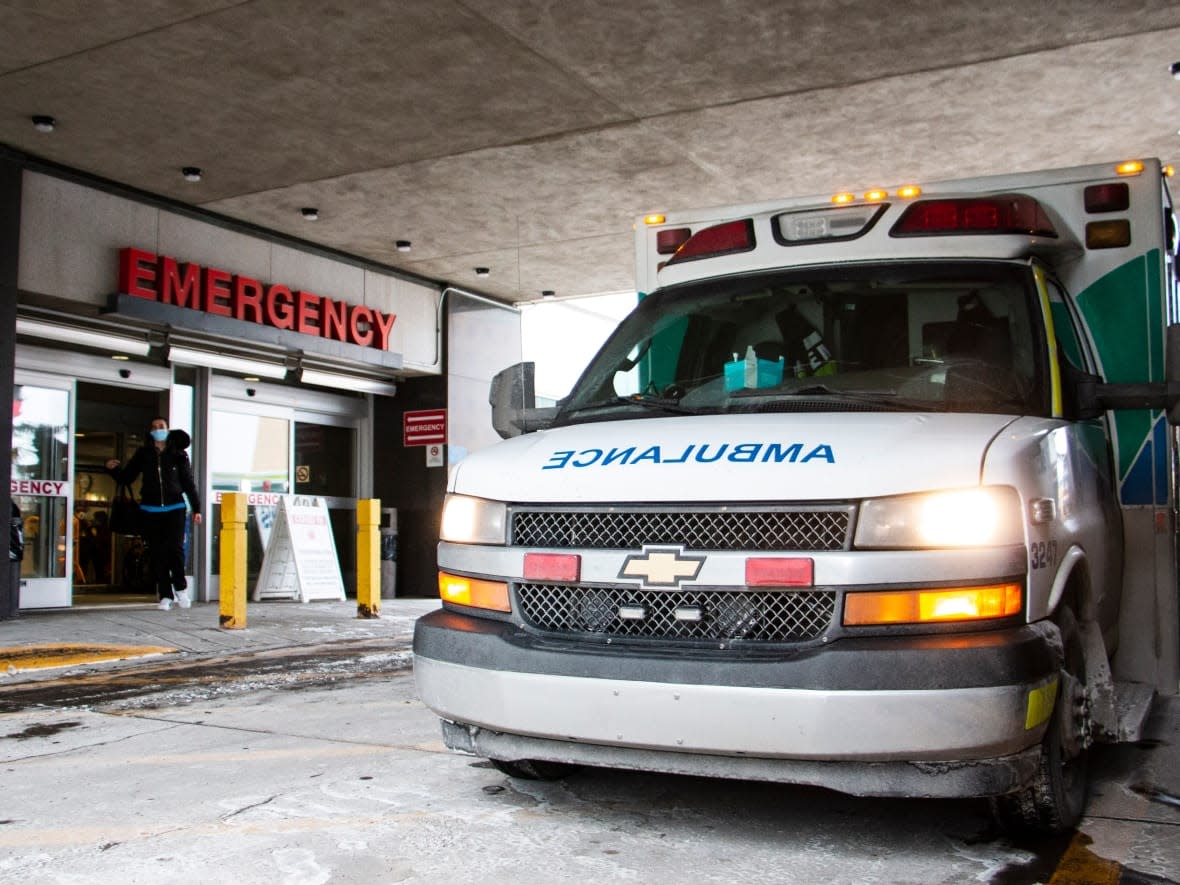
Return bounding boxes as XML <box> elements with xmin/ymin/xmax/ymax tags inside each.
<box><xmin>141</xmin><ymin>508</ymin><xmax>188</xmax><ymax>600</ymax></box>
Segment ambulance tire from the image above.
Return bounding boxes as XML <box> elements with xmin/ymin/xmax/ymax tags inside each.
<box><xmin>490</xmin><ymin>758</ymin><xmax>581</xmax><ymax>781</ymax></box>
<box><xmin>990</xmin><ymin>606</ymin><xmax>1088</xmax><ymax>836</ymax></box>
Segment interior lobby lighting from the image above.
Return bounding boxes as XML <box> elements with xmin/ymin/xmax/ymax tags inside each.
<box><xmin>167</xmin><ymin>345</ymin><xmax>288</xmax><ymax>379</ymax></box>
<box><xmin>299</xmin><ymin>368</ymin><xmax>398</xmax><ymax>396</ymax></box>
<box><xmin>182</xmin><ymin>166</ymin><xmax>202</xmax><ymax>182</ymax></box>
<box><xmin>31</xmin><ymin>115</ymin><xmax>56</xmax><ymax>133</ymax></box>
<box><xmin>16</xmin><ymin>317</ymin><xmax>151</xmax><ymax>357</ymax></box>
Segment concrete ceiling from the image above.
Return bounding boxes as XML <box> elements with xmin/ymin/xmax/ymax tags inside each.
<box><xmin>3</xmin><ymin>1</ymin><xmax>1180</xmax><ymax>305</ymax></box>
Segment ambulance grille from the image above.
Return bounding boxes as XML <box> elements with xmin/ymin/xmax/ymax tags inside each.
<box><xmin>516</xmin><ymin>584</ymin><xmax>835</xmax><ymax>642</ymax></box>
<box><xmin>509</xmin><ymin>506</ymin><xmax>852</xmax><ymax>551</ymax></box>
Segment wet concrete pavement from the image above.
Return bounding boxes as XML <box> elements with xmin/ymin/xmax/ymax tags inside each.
<box><xmin>0</xmin><ymin>599</ymin><xmax>441</xmax><ymax>683</ymax></box>
<box><xmin>1</xmin><ymin>599</ymin><xmax>1178</xmax><ymax>883</ymax></box>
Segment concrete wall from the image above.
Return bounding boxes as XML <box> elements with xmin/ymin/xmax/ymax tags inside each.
<box><xmin>447</xmin><ymin>294</ymin><xmax>522</xmax><ymax>465</ymax></box>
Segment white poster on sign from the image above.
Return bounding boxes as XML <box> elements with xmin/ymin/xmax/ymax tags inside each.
<box><xmin>253</xmin><ymin>496</ymin><xmax>346</xmax><ymax>603</ymax></box>
<box><xmin>255</xmin><ymin>505</ymin><xmax>277</xmax><ymax>550</ymax></box>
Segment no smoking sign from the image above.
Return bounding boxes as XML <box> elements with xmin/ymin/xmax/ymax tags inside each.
<box><xmin>426</xmin><ymin>443</ymin><xmax>444</xmax><ymax>467</ymax></box>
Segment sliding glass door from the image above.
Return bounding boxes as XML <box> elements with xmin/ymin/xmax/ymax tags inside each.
<box><xmin>206</xmin><ymin>392</ymin><xmax>364</xmax><ymax>598</ymax></box>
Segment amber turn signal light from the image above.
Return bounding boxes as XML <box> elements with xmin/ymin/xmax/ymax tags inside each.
<box><xmin>843</xmin><ymin>584</ymin><xmax>1022</xmax><ymax>626</ymax></box>
<box><xmin>438</xmin><ymin>572</ymin><xmax>511</xmax><ymax>612</ymax></box>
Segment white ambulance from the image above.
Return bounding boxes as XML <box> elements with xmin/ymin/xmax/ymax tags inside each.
<box><xmin>414</xmin><ymin>159</ymin><xmax>1180</xmax><ymax>833</ymax></box>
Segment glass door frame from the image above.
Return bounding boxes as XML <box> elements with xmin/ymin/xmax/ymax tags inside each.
<box><xmin>204</xmin><ymin>377</ymin><xmax>370</xmax><ymax>601</ymax></box>
<box><xmin>12</xmin><ymin>369</ymin><xmax>74</xmax><ymax>609</ymax></box>
<box><xmin>15</xmin><ymin>345</ymin><xmax>178</xmax><ymax>609</ymax></box>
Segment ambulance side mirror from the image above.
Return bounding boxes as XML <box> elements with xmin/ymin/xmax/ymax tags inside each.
<box><xmin>489</xmin><ymin>362</ymin><xmax>556</xmax><ymax>438</ymax></box>
<box><xmin>1168</xmin><ymin>323</ymin><xmax>1180</xmax><ymax>425</ymax></box>
<box><xmin>1079</xmin><ymin>323</ymin><xmax>1180</xmax><ymax>423</ymax></box>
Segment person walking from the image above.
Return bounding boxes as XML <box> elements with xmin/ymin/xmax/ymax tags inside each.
<box><xmin>106</xmin><ymin>417</ymin><xmax>202</xmax><ymax>610</ymax></box>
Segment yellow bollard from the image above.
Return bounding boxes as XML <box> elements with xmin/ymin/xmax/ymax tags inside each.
<box><xmin>356</xmin><ymin>498</ymin><xmax>381</xmax><ymax>619</ymax></box>
<box><xmin>219</xmin><ymin>492</ymin><xmax>248</xmax><ymax>629</ymax></box>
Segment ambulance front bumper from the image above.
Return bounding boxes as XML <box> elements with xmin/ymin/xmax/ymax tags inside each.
<box><xmin>413</xmin><ymin>608</ymin><xmax>1061</xmax><ymax>794</ymax></box>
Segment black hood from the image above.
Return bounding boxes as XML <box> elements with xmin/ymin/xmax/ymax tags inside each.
<box><xmin>167</xmin><ymin>428</ymin><xmax>191</xmax><ymax>451</ymax></box>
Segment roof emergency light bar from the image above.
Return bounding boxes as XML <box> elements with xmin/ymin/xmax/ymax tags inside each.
<box><xmin>649</xmin><ymin>161</ymin><xmax>1151</xmax><ymax>266</ymax></box>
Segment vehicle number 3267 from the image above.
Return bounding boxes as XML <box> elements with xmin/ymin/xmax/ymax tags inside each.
<box><xmin>1030</xmin><ymin>540</ymin><xmax>1059</xmax><ymax>570</ymax></box>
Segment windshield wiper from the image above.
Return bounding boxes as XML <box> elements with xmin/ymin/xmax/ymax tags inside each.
<box><xmin>732</xmin><ymin>384</ymin><xmax>939</xmax><ymax>411</ymax></box>
<box><xmin>558</xmin><ymin>394</ymin><xmax>698</xmax><ymax>419</ymax></box>
<box><xmin>734</xmin><ymin>383</ymin><xmax>894</xmax><ymax>399</ymax></box>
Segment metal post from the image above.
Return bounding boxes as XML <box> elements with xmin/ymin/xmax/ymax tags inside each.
<box><xmin>219</xmin><ymin>492</ymin><xmax>248</xmax><ymax>629</ymax></box>
<box><xmin>356</xmin><ymin>498</ymin><xmax>381</xmax><ymax>619</ymax></box>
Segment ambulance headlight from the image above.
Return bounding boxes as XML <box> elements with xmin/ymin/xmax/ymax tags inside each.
<box><xmin>440</xmin><ymin>494</ymin><xmax>507</xmax><ymax>545</ymax></box>
<box><xmin>855</xmin><ymin>487</ymin><xmax>1023</xmax><ymax>548</ymax></box>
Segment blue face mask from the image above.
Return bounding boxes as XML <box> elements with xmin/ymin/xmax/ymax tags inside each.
<box><xmin>150</xmin><ymin>429</ymin><xmax>169</xmax><ymax>442</ymax></box>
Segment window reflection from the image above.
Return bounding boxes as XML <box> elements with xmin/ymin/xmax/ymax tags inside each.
<box><xmin>11</xmin><ymin>385</ymin><xmax>70</xmax><ymax>580</ymax></box>
<box><xmin>294</xmin><ymin>422</ymin><xmax>355</xmax><ymax>497</ymax></box>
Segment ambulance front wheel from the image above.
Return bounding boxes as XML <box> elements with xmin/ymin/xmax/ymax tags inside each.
<box><xmin>490</xmin><ymin>758</ymin><xmax>582</xmax><ymax>781</ymax></box>
<box><xmin>990</xmin><ymin>606</ymin><xmax>1089</xmax><ymax>835</ymax></box>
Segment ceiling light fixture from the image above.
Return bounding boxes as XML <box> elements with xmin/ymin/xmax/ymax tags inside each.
<box><xmin>299</xmin><ymin>368</ymin><xmax>398</xmax><ymax>396</ymax></box>
<box><xmin>181</xmin><ymin>166</ymin><xmax>202</xmax><ymax>182</ymax></box>
<box><xmin>541</xmin><ymin>289</ymin><xmax>556</xmax><ymax>299</ymax></box>
<box><xmin>31</xmin><ymin>115</ymin><xmax>56</xmax><ymax>133</ymax></box>
<box><xmin>395</xmin><ymin>240</ymin><xmax>412</xmax><ymax>252</ymax></box>
<box><xmin>475</xmin><ymin>267</ymin><xmax>490</xmax><ymax>278</ymax></box>
<box><xmin>301</xmin><ymin>207</ymin><xmax>319</xmax><ymax>221</ymax></box>
<box><xmin>167</xmin><ymin>345</ymin><xmax>288</xmax><ymax>379</ymax></box>
<box><xmin>16</xmin><ymin>317</ymin><xmax>150</xmax><ymax>356</ymax></box>
<box><xmin>1171</xmin><ymin>61</ymin><xmax>1180</xmax><ymax>80</ymax></box>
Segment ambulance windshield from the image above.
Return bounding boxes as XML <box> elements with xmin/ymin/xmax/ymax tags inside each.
<box><xmin>556</xmin><ymin>262</ymin><xmax>1047</xmax><ymax>423</ymax></box>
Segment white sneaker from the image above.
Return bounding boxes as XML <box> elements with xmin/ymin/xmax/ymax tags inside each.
<box><xmin>157</xmin><ymin>597</ymin><xmax>173</xmax><ymax>611</ymax></box>
<box><xmin>175</xmin><ymin>590</ymin><xmax>191</xmax><ymax>609</ymax></box>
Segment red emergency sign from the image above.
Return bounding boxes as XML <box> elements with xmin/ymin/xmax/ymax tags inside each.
<box><xmin>404</xmin><ymin>409</ymin><xmax>447</xmax><ymax>446</ymax></box>
<box><xmin>118</xmin><ymin>247</ymin><xmax>397</xmax><ymax>351</ymax></box>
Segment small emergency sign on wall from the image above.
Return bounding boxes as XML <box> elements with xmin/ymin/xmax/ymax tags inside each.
<box><xmin>404</xmin><ymin>409</ymin><xmax>447</xmax><ymax>447</ymax></box>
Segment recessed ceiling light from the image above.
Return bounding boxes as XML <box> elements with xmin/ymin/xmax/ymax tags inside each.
<box><xmin>301</xmin><ymin>207</ymin><xmax>319</xmax><ymax>220</ymax></box>
<box><xmin>181</xmin><ymin>166</ymin><xmax>202</xmax><ymax>182</ymax></box>
<box><xmin>111</xmin><ymin>354</ymin><xmax>131</xmax><ymax>361</ymax></box>
<box><xmin>541</xmin><ymin>289</ymin><xmax>556</xmax><ymax>299</ymax></box>
<box><xmin>1171</xmin><ymin>61</ymin><xmax>1180</xmax><ymax>81</ymax></box>
<box><xmin>475</xmin><ymin>267</ymin><xmax>490</xmax><ymax>278</ymax></box>
<box><xmin>31</xmin><ymin>115</ymin><xmax>56</xmax><ymax>133</ymax></box>
<box><xmin>395</xmin><ymin>240</ymin><xmax>412</xmax><ymax>252</ymax></box>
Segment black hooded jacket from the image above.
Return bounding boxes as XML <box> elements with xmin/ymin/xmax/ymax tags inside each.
<box><xmin>109</xmin><ymin>429</ymin><xmax>202</xmax><ymax>514</ymax></box>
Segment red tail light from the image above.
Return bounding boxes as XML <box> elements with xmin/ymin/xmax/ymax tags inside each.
<box><xmin>666</xmin><ymin>219</ymin><xmax>755</xmax><ymax>265</ymax></box>
<box><xmin>891</xmin><ymin>195</ymin><xmax>1057</xmax><ymax>238</ymax></box>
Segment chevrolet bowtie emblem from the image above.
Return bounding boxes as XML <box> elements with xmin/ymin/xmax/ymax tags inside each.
<box><xmin>619</xmin><ymin>546</ymin><xmax>705</xmax><ymax>589</ymax></box>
